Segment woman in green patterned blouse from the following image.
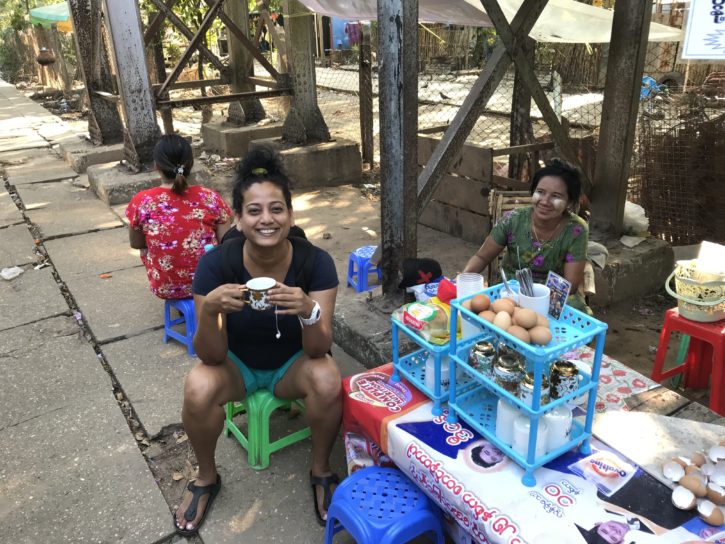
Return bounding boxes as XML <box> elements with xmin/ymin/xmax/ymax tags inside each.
<box><xmin>463</xmin><ymin>158</ymin><xmax>591</xmax><ymax>314</ymax></box>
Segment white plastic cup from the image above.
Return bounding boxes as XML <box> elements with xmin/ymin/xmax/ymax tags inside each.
<box><xmin>424</xmin><ymin>354</ymin><xmax>450</xmax><ymax>392</ymax></box>
<box><xmin>518</xmin><ymin>283</ymin><xmax>551</xmax><ymax>317</ymax></box>
<box><xmin>457</xmin><ymin>273</ymin><xmax>484</xmax><ymax>337</ymax></box>
<box><xmin>512</xmin><ymin>416</ymin><xmax>548</xmax><ymax>459</ymax></box>
<box><xmin>543</xmin><ymin>405</ymin><xmax>573</xmax><ymax>452</ymax></box>
<box><xmin>495</xmin><ymin>398</ymin><xmax>519</xmax><ymax>446</ymax></box>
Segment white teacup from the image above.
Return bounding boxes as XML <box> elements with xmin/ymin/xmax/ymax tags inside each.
<box><xmin>241</xmin><ymin>277</ymin><xmax>276</xmax><ymax>311</ymax></box>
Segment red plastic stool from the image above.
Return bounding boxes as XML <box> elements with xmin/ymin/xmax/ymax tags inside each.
<box><xmin>651</xmin><ymin>307</ymin><xmax>725</xmax><ymax>415</ymax></box>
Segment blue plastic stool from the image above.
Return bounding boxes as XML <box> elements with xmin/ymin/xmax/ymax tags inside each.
<box><xmin>164</xmin><ymin>298</ymin><xmax>197</xmax><ymax>356</ymax></box>
<box><xmin>324</xmin><ymin>467</ymin><xmax>444</xmax><ymax>544</ymax></box>
<box><xmin>347</xmin><ymin>245</ymin><xmax>382</xmax><ymax>292</ymax></box>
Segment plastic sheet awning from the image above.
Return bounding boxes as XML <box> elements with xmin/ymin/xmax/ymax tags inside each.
<box><xmin>299</xmin><ymin>0</ymin><xmax>682</xmax><ymax>43</ymax></box>
<box><xmin>29</xmin><ymin>2</ymin><xmax>73</xmax><ymax>33</ymax></box>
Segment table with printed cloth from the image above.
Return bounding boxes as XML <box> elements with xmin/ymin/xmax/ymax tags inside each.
<box><xmin>342</xmin><ymin>346</ymin><xmax>725</xmax><ymax>544</ymax></box>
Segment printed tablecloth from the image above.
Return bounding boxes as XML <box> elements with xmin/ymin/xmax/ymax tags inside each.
<box><xmin>342</xmin><ymin>347</ymin><xmax>725</xmax><ymax>544</ymax></box>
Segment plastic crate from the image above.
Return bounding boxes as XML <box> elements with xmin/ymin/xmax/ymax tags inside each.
<box><xmin>447</xmin><ymin>283</ymin><xmax>608</xmax><ymax>487</ymax></box>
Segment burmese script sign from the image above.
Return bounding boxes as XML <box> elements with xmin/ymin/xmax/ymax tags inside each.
<box><xmin>682</xmin><ymin>0</ymin><xmax>725</xmax><ymax>60</ymax></box>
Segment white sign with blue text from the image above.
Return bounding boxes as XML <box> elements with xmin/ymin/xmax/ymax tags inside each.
<box><xmin>682</xmin><ymin>0</ymin><xmax>725</xmax><ymax>60</ymax></box>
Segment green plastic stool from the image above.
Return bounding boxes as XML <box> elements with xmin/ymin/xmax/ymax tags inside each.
<box><xmin>669</xmin><ymin>334</ymin><xmax>691</xmax><ymax>389</ymax></box>
<box><xmin>224</xmin><ymin>389</ymin><xmax>311</xmax><ymax>470</ymax></box>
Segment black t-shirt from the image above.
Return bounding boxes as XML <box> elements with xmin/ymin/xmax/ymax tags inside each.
<box><xmin>192</xmin><ymin>243</ymin><xmax>338</xmax><ymax>370</ymax></box>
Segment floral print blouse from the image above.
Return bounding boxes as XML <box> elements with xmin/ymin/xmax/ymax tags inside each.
<box><xmin>490</xmin><ymin>206</ymin><xmax>588</xmax><ymax>285</ymax></box>
<box><xmin>126</xmin><ymin>186</ymin><xmax>231</xmax><ymax>299</ymax></box>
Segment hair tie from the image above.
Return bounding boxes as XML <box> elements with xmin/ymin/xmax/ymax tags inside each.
<box><xmin>176</xmin><ymin>166</ymin><xmax>185</xmax><ymax>175</ymax></box>
<box><xmin>251</xmin><ymin>167</ymin><xmax>268</xmax><ymax>176</ymax></box>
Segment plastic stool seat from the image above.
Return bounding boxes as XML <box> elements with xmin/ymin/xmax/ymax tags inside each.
<box><xmin>652</xmin><ymin>307</ymin><xmax>725</xmax><ymax>415</ymax></box>
<box><xmin>225</xmin><ymin>389</ymin><xmax>311</xmax><ymax>470</ymax></box>
<box><xmin>164</xmin><ymin>298</ymin><xmax>197</xmax><ymax>356</ymax></box>
<box><xmin>324</xmin><ymin>467</ymin><xmax>444</xmax><ymax>544</ymax></box>
<box><xmin>347</xmin><ymin>245</ymin><xmax>382</xmax><ymax>292</ymax></box>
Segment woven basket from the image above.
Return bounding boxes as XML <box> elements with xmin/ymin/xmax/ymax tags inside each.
<box><xmin>665</xmin><ymin>259</ymin><xmax>725</xmax><ymax>323</ymax></box>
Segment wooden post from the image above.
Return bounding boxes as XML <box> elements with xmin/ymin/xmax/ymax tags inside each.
<box><xmin>68</xmin><ymin>0</ymin><xmax>123</xmax><ymax>145</ymax></box>
<box><xmin>225</xmin><ymin>0</ymin><xmax>265</xmax><ymax>124</ymax></box>
<box><xmin>102</xmin><ymin>0</ymin><xmax>160</xmax><ymax>169</ymax></box>
<box><xmin>359</xmin><ymin>22</ymin><xmax>374</xmax><ymax>168</ymax></box>
<box><xmin>152</xmin><ymin>36</ymin><xmax>174</xmax><ymax>134</ymax></box>
<box><xmin>282</xmin><ymin>0</ymin><xmax>329</xmax><ymax>144</ymax></box>
<box><xmin>590</xmin><ymin>0</ymin><xmax>653</xmax><ymax>236</ymax></box>
<box><xmin>509</xmin><ymin>36</ymin><xmax>535</xmax><ymax>180</ymax></box>
<box><xmin>378</xmin><ymin>0</ymin><xmax>418</xmax><ymax>296</ymax></box>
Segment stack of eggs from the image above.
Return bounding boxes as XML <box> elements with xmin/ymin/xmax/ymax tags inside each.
<box><xmin>463</xmin><ymin>294</ymin><xmax>552</xmax><ymax>346</ymax></box>
<box><xmin>663</xmin><ymin>443</ymin><xmax>725</xmax><ymax>525</ymax></box>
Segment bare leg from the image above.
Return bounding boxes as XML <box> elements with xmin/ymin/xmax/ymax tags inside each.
<box><xmin>274</xmin><ymin>354</ymin><xmax>342</xmax><ymax>520</ymax></box>
<box><xmin>175</xmin><ymin>358</ymin><xmax>245</xmax><ymax>532</ymax></box>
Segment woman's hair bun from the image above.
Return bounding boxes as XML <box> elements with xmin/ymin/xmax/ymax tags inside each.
<box><xmin>237</xmin><ymin>144</ymin><xmax>286</xmax><ymax>181</ymax></box>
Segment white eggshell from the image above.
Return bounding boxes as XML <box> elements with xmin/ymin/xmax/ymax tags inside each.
<box><xmin>702</xmin><ymin>463</ymin><xmax>716</xmax><ymax>477</ymax></box>
<box><xmin>663</xmin><ymin>461</ymin><xmax>685</xmax><ymax>482</ymax></box>
<box><xmin>672</xmin><ymin>485</ymin><xmax>697</xmax><ymax>510</ymax></box>
<box><xmin>709</xmin><ymin>445</ymin><xmax>725</xmax><ymax>463</ymax></box>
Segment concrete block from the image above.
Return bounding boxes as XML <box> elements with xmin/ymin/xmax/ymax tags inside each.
<box><xmin>0</xmin><ymin>267</ymin><xmax>68</xmax><ymax>332</ymax></box>
<box><xmin>0</xmin><ymin>320</ymin><xmax>170</xmax><ymax>544</ymax></box>
<box><xmin>0</xmin><ymin>223</ymin><xmax>37</xmax><ymax>267</ymax></box>
<box><xmin>250</xmin><ymin>138</ymin><xmax>361</xmax><ymax>188</ymax></box>
<box><xmin>419</xmin><ymin>199</ymin><xmax>487</xmax><ymax>244</ymax></box>
<box><xmin>87</xmin><ymin>162</ymin><xmax>212</xmax><ymax>205</ymax></box>
<box><xmin>103</xmin><ymin>331</ymin><xmax>195</xmax><ymax>438</ymax></box>
<box><xmin>65</xmin><ymin>266</ymin><xmax>162</xmax><ymax>343</ymax></box>
<box><xmin>44</xmin><ymin>228</ymin><xmax>141</xmax><ymax>279</ymax></box>
<box><xmin>0</xmin><ymin>188</ymin><xmax>23</xmax><ymax>227</ymax></box>
<box><xmin>4</xmin><ymin>153</ymin><xmax>78</xmax><ymax>185</ymax></box>
<box><xmin>202</xmin><ymin>120</ymin><xmax>283</xmax><ymax>157</ymax></box>
<box><xmin>19</xmin><ymin>178</ymin><xmax>123</xmax><ymax>239</ymax></box>
<box><xmin>58</xmin><ymin>136</ymin><xmax>125</xmax><ymax>173</ymax></box>
<box><xmin>591</xmin><ymin>237</ymin><xmax>674</xmax><ymax>307</ymax></box>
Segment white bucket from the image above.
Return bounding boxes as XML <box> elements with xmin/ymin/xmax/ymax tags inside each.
<box><xmin>665</xmin><ymin>259</ymin><xmax>725</xmax><ymax>323</ymax></box>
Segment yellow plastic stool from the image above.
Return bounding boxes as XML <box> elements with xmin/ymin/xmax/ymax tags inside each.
<box><xmin>224</xmin><ymin>389</ymin><xmax>311</xmax><ymax>470</ymax></box>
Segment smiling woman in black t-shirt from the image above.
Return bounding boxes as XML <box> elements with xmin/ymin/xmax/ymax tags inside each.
<box><xmin>173</xmin><ymin>145</ymin><xmax>341</xmax><ymax>536</ymax></box>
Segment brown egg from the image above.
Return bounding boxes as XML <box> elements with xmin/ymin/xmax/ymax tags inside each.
<box><xmin>501</xmin><ymin>297</ymin><xmax>517</xmax><ymax>307</ymax></box>
<box><xmin>529</xmin><ymin>326</ymin><xmax>552</xmax><ymax>346</ymax></box>
<box><xmin>508</xmin><ymin>325</ymin><xmax>531</xmax><ymax>344</ymax></box>
<box><xmin>492</xmin><ymin>311</ymin><xmax>512</xmax><ymax>331</ymax></box>
<box><xmin>492</xmin><ymin>298</ymin><xmax>515</xmax><ymax>315</ymax></box>
<box><xmin>691</xmin><ymin>452</ymin><xmax>707</xmax><ymax>467</ymax></box>
<box><xmin>462</xmin><ymin>299</ymin><xmax>472</xmax><ymax>311</ymax></box>
<box><xmin>479</xmin><ymin>310</ymin><xmax>496</xmax><ymax>323</ymax></box>
<box><xmin>685</xmin><ymin>465</ymin><xmax>703</xmax><ymax>477</ymax></box>
<box><xmin>470</xmin><ymin>294</ymin><xmax>490</xmax><ymax>314</ymax></box>
<box><xmin>680</xmin><ymin>474</ymin><xmax>708</xmax><ymax>497</ymax></box>
<box><xmin>515</xmin><ymin>308</ymin><xmax>538</xmax><ymax>330</ymax></box>
<box><xmin>536</xmin><ymin>313</ymin><xmax>550</xmax><ymax>328</ymax></box>
<box><xmin>708</xmin><ymin>483</ymin><xmax>725</xmax><ymax>506</ymax></box>
<box><xmin>698</xmin><ymin>500</ymin><xmax>725</xmax><ymax>526</ymax></box>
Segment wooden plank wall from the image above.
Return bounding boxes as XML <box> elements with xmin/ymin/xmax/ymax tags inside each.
<box><xmin>417</xmin><ymin>134</ymin><xmax>493</xmax><ymax>244</ymax></box>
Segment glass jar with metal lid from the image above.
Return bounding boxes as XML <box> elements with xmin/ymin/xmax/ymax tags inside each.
<box><xmin>468</xmin><ymin>340</ymin><xmax>496</xmax><ymax>378</ymax></box>
<box><xmin>550</xmin><ymin>360</ymin><xmax>580</xmax><ymax>400</ymax></box>
<box><xmin>518</xmin><ymin>371</ymin><xmax>550</xmax><ymax>407</ymax></box>
<box><xmin>493</xmin><ymin>351</ymin><xmax>524</xmax><ymax>395</ymax></box>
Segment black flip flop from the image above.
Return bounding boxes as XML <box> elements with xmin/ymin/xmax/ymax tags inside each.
<box><xmin>173</xmin><ymin>474</ymin><xmax>222</xmax><ymax>537</ymax></box>
<box><xmin>309</xmin><ymin>471</ymin><xmax>340</xmax><ymax>527</ymax></box>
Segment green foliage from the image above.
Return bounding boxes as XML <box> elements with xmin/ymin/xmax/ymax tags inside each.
<box><xmin>0</xmin><ymin>29</ymin><xmax>23</xmax><ymax>82</ymax></box>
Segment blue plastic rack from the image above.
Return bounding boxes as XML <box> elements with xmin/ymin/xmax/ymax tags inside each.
<box><xmin>447</xmin><ymin>283</ymin><xmax>608</xmax><ymax>487</ymax></box>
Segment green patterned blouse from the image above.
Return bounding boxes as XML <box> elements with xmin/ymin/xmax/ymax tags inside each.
<box><xmin>490</xmin><ymin>206</ymin><xmax>590</xmax><ymax>312</ymax></box>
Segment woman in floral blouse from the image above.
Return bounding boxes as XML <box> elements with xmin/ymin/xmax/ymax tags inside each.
<box><xmin>126</xmin><ymin>135</ymin><xmax>232</xmax><ymax>299</ymax></box>
<box><xmin>463</xmin><ymin>158</ymin><xmax>591</xmax><ymax>313</ymax></box>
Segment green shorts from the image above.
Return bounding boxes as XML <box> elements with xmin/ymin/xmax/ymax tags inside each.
<box><xmin>227</xmin><ymin>350</ymin><xmax>303</xmax><ymax>396</ymax></box>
